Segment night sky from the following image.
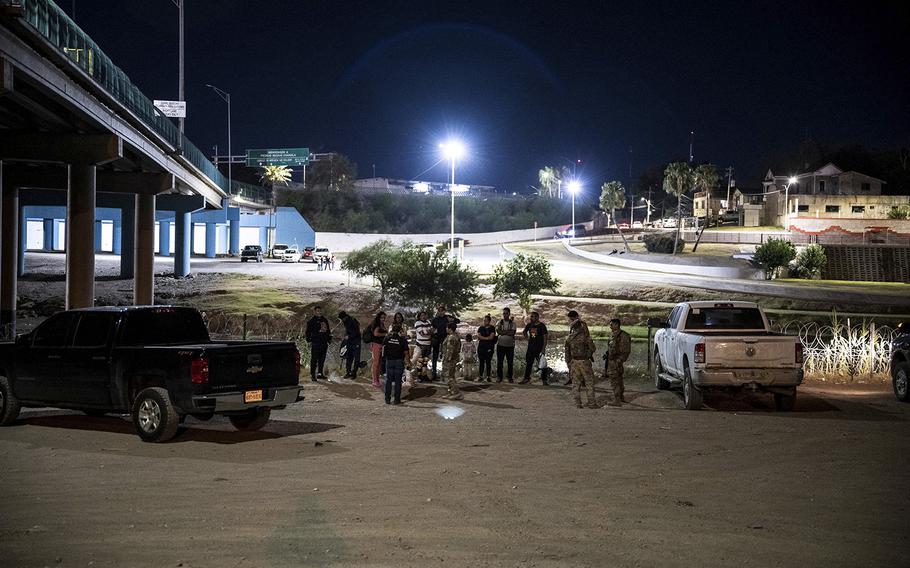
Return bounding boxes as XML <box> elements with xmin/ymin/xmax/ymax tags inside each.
<box><xmin>68</xmin><ymin>0</ymin><xmax>908</xmax><ymax>195</ymax></box>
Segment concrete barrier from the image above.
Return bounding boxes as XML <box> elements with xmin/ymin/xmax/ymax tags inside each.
<box><xmin>316</xmin><ymin>225</ymin><xmax>564</xmax><ymax>252</ymax></box>
<box><xmin>562</xmin><ymin>241</ymin><xmax>764</xmax><ymax>280</ymax></box>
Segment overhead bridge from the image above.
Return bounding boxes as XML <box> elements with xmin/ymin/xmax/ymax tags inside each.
<box><xmin>0</xmin><ymin>0</ymin><xmax>269</xmax><ymax>337</ymax></box>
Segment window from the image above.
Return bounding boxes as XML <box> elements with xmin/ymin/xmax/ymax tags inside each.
<box><xmin>851</xmin><ymin>205</ymin><xmax>865</xmax><ymax>214</ymax></box>
<box><xmin>861</xmin><ymin>183</ymin><xmax>871</xmax><ymax>191</ymax></box>
<box><xmin>684</xmin><ymin>308</ymin><xmax>765</xmax><ymax>330</ymax></box>
<box><xmin>818</xmin><ymin>180</ymin><xmax>826</xmax><ymax>193</ymax></box>
<box><xmin>825</xmin><ymin>205</ymin><xmax>840</xmax><ymax>213</ymax></box>
<box><xmin>668</xmin><ymin>307</ymin><xmax>681</xmax><ymax>328</ymax></box>
<box><xmin>32</xmin><ymin>313</ymin><xmax>77</xmax><ymax>347</ymax></box>
<box><xmin>797</xmin><ymin>205</ymin><xmax>809</xmax><ymax>212</ymax></box>
<box><xmin>73</xmin><ymin>313</ymin><xmax>115</xmax><ymax>347</ymax></box>
<box><xmin>120</xmin><ymin>308</ymin><xmax>209</xmax><ymax>346</ymax></box>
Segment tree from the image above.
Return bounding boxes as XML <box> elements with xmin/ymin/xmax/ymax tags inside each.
<box><xmin>389</xmin><ymin>244</ymin><xmax>481</xmax><ymax>312</ymax></box>
<box><xmin>304</xmin><ymin>153</ymin><xmax>357</xmax><ymax>191</ymax></box>
<box><xmin>663</xmin><ymin>162</ymin><xmax>694</xmax><ymax>255</ymax></box>
<box><xmin>691</xmin><ymin>163</ymin><xmax>720</xmax><ymax>252</ymax></box>
<box><xmin>260</xmin><ymin>165</ymin><xmax>292</xmax><ymax>186</ymax></box>
<box><xmin>340</xmin><ymin>240</ymin><xmax>399</xmax><ymax>302</ymax></box>
<box><xmin>752</xmin><ymin>238</ymin><xmax>796</xmax><ymax>279</ymax></box>
<box><xmin>793</xmin><ymin>244</ymin><xmax>827</xmax><ymax>279</ymax></box>
<box><xmin>599</xmin><ymin>181</ymin><xmax>631</xmax><ymax>252</ymax></box>
<box><xmin>538</xmin><ymin>166</ymin><xmax>561</xmax><ymax>197</ymax></box>
<box><xmin>490</xmin><ymin>253</ymin><xmax>560</xmax><ymax>316</ymax></box>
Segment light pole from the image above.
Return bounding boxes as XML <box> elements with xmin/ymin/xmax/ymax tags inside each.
<box><xmin>205</xmin><ymin>84</ymin><xmax>231</xmax><ymax>193</ymax></box>
<box><xmin>439</xmin><ymin>139</ymin><xmax>466</xmax><ymax>255</ymax></box>
<box><xmin>568</xmin><ymin>180</ymin><xmax>581</xmax><ymax>239</ymax></box>
<box><xmin>784</xmin><ymin>176</ymin><xmax>797</xmax><ymax>229</ymax></box>
<box><xmin>173</xmin><ymin>0</ymin><xmax>184</xmax><ymax>134</ymax></box>
<box><xmin>641</xmin><ymin>197</ymin><xmax>653</xmax><ymax>225</ymax></box>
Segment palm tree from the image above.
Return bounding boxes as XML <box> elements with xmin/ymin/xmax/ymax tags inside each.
<box><xmin>662</xmin><ymin>162</ymin><xmax>693</xmax><ymax>255</ymax></box>
<box><xmin>691</xmin><ymin>164</ymin><xmax>720</xmax><ymax>252</ymax></box>
<box><xmin>538</xmin><ymin>166</ymin><xmax>560</xmax><ymax>197</ymax></box>
<box><xmin>260</xmin><ymin>165</ymin><xmax>292</xmax><ymax>186</ymax></box>
<box><xmin>600</xmin><ymin>180</ymin><xmax>631</xmax><ymax>252</ymax></box>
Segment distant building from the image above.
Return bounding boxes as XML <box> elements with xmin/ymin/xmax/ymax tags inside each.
<box><xmin>352</xmin><ymin>177</ymin><xmax>496</xmax><ymax>197</ymax></box>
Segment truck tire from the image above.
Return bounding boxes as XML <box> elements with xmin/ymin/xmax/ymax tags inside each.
<box><xmin>893</xmin><ymin>361</ymin><xmax>910</xmax><ymax>402</ymax></box>
<box><xmin>132</xmin><ymin>387</ymin><xmax>180</xmax><ymax>443</ymax></box>
<box><xmin>683</xmin><ymin>365</ymin><xmax>703</xmax><ymax>410</ymax></box>
<box><xmin>0</xmin><ymin>375</ymin><xmax>22</xmax><ymax>426</ymax></box>
<box><xmin>653</xmin><ymin>350</ymin><xmax>671</xmax><ymax>390</ymax></box>
<box><xmin>774</xmin><ymin>388</ymin><xmax>797</xmax><ymax>411</ymax></box>
<box><xmin>229</xmin><ymin>408</ymin><xmax>271</xmax><ymax>432</ymax></box>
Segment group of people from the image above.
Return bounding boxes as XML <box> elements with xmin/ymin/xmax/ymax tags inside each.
<box><xmin>315</xmin><ymin>254</ymin><xmax>336</xmax><ymax>271</ymax></box>
<box><xmin>304</xmin><ymin>304</ymin><xmax>632</xmax><ymax>407</ymax></box>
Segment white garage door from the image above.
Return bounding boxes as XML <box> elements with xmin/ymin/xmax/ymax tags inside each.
<box><xmin>239</xmin><ymin>227</ymin><xmax>261</xmax><ymax>248</ymax></box>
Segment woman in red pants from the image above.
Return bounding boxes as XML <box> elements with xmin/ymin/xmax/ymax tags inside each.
<box><xmin>369</xmin><ymin>311</ymin><xmax>388</xmax><ymax>388</ymax></box>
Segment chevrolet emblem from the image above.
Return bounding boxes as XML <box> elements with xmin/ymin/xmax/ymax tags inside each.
<box><xmin>745</xmin><ymin>347</ymin><xmax>756</xmax><ymax>357</ymax></box>
<box><xmin>246</xmin><ymin>365</ymin><xmax>264</xmax><ymax>374</ymax></box>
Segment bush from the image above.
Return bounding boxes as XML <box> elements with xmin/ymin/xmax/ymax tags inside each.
<box><xmin>490</xmin><ymin>253</ymin><xmax>560</xmax><ymax>315</ymax></box>
<box><xmin>792</xmin><ymin>244</ymin><xmax>827</xmax><ymax>279</ymax></box>
<box><xmin>888</xmin><ymin>205</ymin><xmax>910</xmax><ymax>220</ymax></box>
<box><xmin>643</xmin><ymin>231</ymin><xmax>684</xmax><ymax>254</ymax></box>
<box><xmin>753</xmin><ymin>238</ymin><xmax>796</xmax><ymax>279</ymax></box>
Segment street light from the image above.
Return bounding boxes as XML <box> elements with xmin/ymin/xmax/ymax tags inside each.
<box><xmin>439</xmin><ymin>139</ymin><xmax>466</xmax><ymax>255</ymax></box>
<box><xmin>784</xmin><ymin>176</ymin><xmax>798</xmax><ymax>229</ymax></box>
<box><xmin>205</xmin><ymin>84</ymin><xmax>231</xmax><ymax>194</ymax></box>
<box><xmin>567</xmin><ymin>180</ymin><xmax>581</xmax><ymax>239</ymax></box>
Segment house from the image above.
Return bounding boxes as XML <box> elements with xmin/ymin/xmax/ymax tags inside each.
<box><xmin>731</xmin><ymin>187</ymin><xmax>767</xmax><ymax>227</ymax></box>
<box><xmin>693</xmin><ymin>191</ymin><xmax>724</xmax><ymax>223</ymax></box>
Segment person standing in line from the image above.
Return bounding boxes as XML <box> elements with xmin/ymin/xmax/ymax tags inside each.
<box><xmin>338</xmin><ymin>311</ymin><xmax>362</xmax><ymax>379</ymax></box>
<box><xmin>412</xmin><ymin>311</ymin><xmax>433</xmax><ymax>382</ymax></box>
<box><xmin>565</xmin><ymin>310</ymin><xmax>597</xmax><ymax>408</ymax></box>
<box><xmin>383</xmin><ymin>323</ymin><xmax>409</xmax><ymax>405</ymax></box>
<box><xmin>604</xmin><ymin>318</ymin><xmax>632</xmax><ymax>406</ymax></box>
<box><xmin>305</xmin><ymin>305</ymin><xmax>331</xmax><ymax>381</ymax></box>
<box><xmin>476</xmin><ymin>314</ymin><xmax>497</xmax><ymax>382</ymax></box>
<box><xmin>441</xmin><ymin>322</ymin><xmax>463</xmax><ymax>399</ymax></box>
<box><xmin>520</xmin><ymin>311</ymin><xmax>549</xmax><ymax>385</ymax></box>
<box><xmin>431</xmin><ymin>304</ymin><xmax>459</xmax><ymax>381</ymax></box>
<box><xmin>461</xmin><ymin>333</ymin><xmax>478</xmax><ymax>381</ymax></box>
<box><xmin>369</xmin><ymin>311</ymin><xmax>388</xmax><ymax>389</ymax></box>
<box><xmin>495</xmin><ymin>307</ymin><xmax>517</xmax><ymax>383</ymax></box>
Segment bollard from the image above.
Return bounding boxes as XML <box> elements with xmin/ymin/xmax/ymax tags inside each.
<box><xmin>243</xmin><ymin>313</ymin><xmax>248</xmax><ymax>340</ymax></box>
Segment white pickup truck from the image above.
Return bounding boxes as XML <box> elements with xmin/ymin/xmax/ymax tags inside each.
<box><xmin>649</xmin><ymin>301</ymin><xmax>803</xmax><ymax>411</ymax></box>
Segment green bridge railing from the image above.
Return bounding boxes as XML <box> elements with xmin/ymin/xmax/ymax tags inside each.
<box><xmin>6</xmin><ymin>0</ymin><xmax>271</xmax><ymax>206</ymax></box>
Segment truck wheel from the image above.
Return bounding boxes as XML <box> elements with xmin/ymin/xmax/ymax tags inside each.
<box><xmin>893</xmin><ymin>361</ymin><xmax>910</xmax><ymax>402</ymax></box>
<box><xmin>653</xmin><ymin>350</ymin><xmax>671</xmax><ymax>390</ymax></box>
<box><xmin>132</xmin><ymin>387</ymin><xmax>180</xmax><ymax>443</ymax></box>
<box><xmin>0</xmin><ymin>375</ymin><xmax>22</xmax><ymax>426</ymax></box>
<box><xmin>683</xmin><ymin>365</ymin><xmax>703</xmax><ymax>410</ymax></box>
<box><xmin>774</xmin><ymin>389</ymin><xmax>797</xmax><ymax>411</ymax></box>
<box><xmin>229</xmin><ymin>408</ymin><xmax>271</xmax><ymax>432</ymax></box>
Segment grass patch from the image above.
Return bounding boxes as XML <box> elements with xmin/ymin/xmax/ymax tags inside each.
<box><xmin>182</xmin><ymin>277</ymin><xmax>307</xmax><ymax>317</ymax></box>
<box><xmin>776</xmin><ymin>278</ymin><xmax>910</xmax><ymax>291</ymax></box>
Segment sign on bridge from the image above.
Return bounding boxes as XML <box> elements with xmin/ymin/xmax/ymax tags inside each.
<box><xmin>246</xmin><ymin>148</ymin><xmax>310</xmax><ymax>167</ymax></box>
<box><xmin>153</xmin><ymin>100</ymin><xmax>186</xmax><ymax>118</ymax></box>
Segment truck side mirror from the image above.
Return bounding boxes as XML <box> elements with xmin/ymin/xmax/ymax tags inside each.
<box><xmin>647</xmin><ymin>317</ymin><xmax>668</xmax><ymax>328</ymax></box>
<box><xmin>15</xmin><ymin>332</ymin><xmax>31</xmax><ymax>346</ymax></box>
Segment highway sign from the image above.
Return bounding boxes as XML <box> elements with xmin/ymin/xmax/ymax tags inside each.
<box><xmin>246</xmin><ymin>148</ymin><xmax>310</xmax><ymax>167</ymax></box>
<box><xmin>153</xmin><ymin>100</ymin><xmax>186</xmax><ymax>118</ymax></box>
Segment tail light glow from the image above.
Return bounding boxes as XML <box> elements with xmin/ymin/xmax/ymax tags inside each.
<box><xmin>190</xmin><ymin>357</ymin><xmax>209</xmax><ymax>384</ymax></box>
<box><xmin>694</xmin><ymin>343</ymin><xmax>705</xmax><ymax>364</ymax></box>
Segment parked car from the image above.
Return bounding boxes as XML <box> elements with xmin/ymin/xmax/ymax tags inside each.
<box><xmin>0</xmin><ymin>306</ymin><xmax>303</xmax><ymax>442</ymax></box>
<box><xmin>302</xmin><ymin>246</ymin><xmax>316</xmax><ymax>262</ymax></box>
<box><xmin>282</xmin><ymin>248</ymin><xmax>302</xmax><ymax>263</ymax></box>
<box><xmin>443</xmin><ymin>237</ymin><xmax>471</xmax><ymax>248</ymax></box>
<box><xmin>416</xmin><ymin>242</ymin><xmax>439</xmax><ymax>252</ymax></box>
<box><xmin>554</xmin><ymin>224</ymin><xmax>587</xmax><ymax>239</ymax></box>
<box><xmin>631</xmin><ymin>221</ymin><xmax>643</xmax><ymax>230</ymax></box>
<box><xmin>661</xmin><ymin>218</ymin><xmax>677</xmax><ymax>228</ymax></box>
<box><xmin>617</xmin><ymin>222</ymin><xmax>630</xmax><ymax>230</ymax></box>
<box><xmin>313</xmin><ymin>247</ymin><xmax>332</xmax><ymax>261</ymax></box>
<box><xmin>240</xmin><ymin>245</ymin><xmax>263</xmax><ymax>263</ymax></box>
<box><xmin>891</xmin><ymin>322</ymin><xmax>910</xmax><ymax>402</ymax></box>
<box><xmin>649</xmin><ymin>301</ymin><xmax>803</xmax><ymax>410</ymax></box>
<box><xmin>270</xmin><ymin>243</ymin><xmax>289</xmax><ymax>259</ymax></box>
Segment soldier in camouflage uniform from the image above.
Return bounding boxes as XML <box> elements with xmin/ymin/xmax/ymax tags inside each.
<box><xmin>565</xmin><ymin>310</ymin><xmax>597</xmax><ymax>409</ymax></box>
<box><xmin>441</xmin><ymin>322</ymin><xmax>463</xmax><ymax>400</ymax></box>
<box><xmin>604</xmin><ymin>318</ymin><xmax>632</xmax><ymax>406</ymax></box>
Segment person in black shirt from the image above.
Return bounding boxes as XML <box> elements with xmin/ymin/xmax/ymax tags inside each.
<box><xmin>520</xmin><ymin>311</ymin><xmax>549</xmax><ymax>385</ymax></box>
<box><xmin>383</xmin><ymin>323</ymin><xmax>409</xmax><ymax>404</ymax></box>
<box><xmin>476</xmin><ymin>314</ymin><xmax>497</xmax><ymax>382</ymax></box>
<box><xmin>305</xmin><ymin>306</ymin><xmax>331</xmax><ymax>381</ymax></box>
<box><xmin>338</xmin><ymin>311</ymin><xmax>362</xmax><ymax>379</ymax></box>
<box><xmin>430</xmin><ymin>304</ymin><xmax>460</xmax><ymax>381</ymax></box>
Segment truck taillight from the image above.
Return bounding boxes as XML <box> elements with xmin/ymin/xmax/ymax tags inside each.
<box><xmin>795</xmin><ymin>343</ymin><xmax>804</xmax><ymax>365</ymax></box>
<box><xmin>694</xmin><ymin>343</ymin><xmax>705</xmax><ymax>364</ymax></box>
<box><xmin>191</xmin><ymin>357</ymin><xmax>209</xmax><ymax>384</ymax></box>
<box><xmin>294</xmin><ymin>350</ymin><xmax>301</xmax><ymax>378</ymax></box>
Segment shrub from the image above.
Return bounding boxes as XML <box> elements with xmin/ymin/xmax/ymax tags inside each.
<box><xmin>888</xmin><ymin>205</ymin><xmax>910</xmax><ymax>220</ymax></box>
<box><xmin>753</xmin><ymin>238</ymin><xmax>796</xmax><ymax>279</ymax></box>
<box><xmin>643</xmin><ymin>231</ymin><xmax>684</xmax><ymax>254</ymax></box>
<box><xmin>792</xmin><ymin>244</ymin><xmax>827</xmax><ymax>279</ymax></box>
<box><xmin>490</xmin><ymin>253</ymin><xmax>561</xmax><ymax>315</ymax></box>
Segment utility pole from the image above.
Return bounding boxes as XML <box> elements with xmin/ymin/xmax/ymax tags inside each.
<box><xmin>725</xmin><ymin>166</ymin><xmax>735</xmax><ymax>210</ymax></box>
<box><xmin>688</xmin><ymin>131</ymin><xmax>695</xmax><ymax>164</ymax></box>
<box><xmin>175</xmin><ymin>0</ymin><xmax>184</xmax><ymax>135</ymax></box>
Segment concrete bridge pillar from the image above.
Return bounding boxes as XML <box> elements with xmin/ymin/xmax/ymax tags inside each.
<box><xmin>112</xmin><ymin>218</ymin><xmax>122</xmax><ymax>255</ymax></box>
<box><xmin>174</xmin><ymin>211</ymin><xmax>191</xmax><ymax>277</ymax></box>
<box><xmin>66</xmin><ymin>164</ymin><xmax>96</xmax><ymax>310</ymax></box>
<box><xmin>0</xmin><ymin>165</ymin><xmax>18</xmax><ymax>337</ymax></box>
<box><xmin>120</xmin><ymin>197</ymin><xmax>135</xmax><ymax>279</ymax></box>
<box><xmin>93</xmin><ymin>220</ymin><xmax>102</xmax><ymax>251</ymax></box>
<box><xmin>17</xmin><ymin>206</ymin><xmax>26</xmax><ymax>277</ymax></box>
<box><xmin>158</xmin><ymin>219</ymin><xmax>171</xmax><ymax>256</ymax></box>
<box><xmin>45</xmin><ymin>218</ymin><xmax>58</xmax><ymax>251</ymax></box>
<box><xmin>134</xmin><ymin>194</ymin><xmax>155</xmax><ymax>305</ymax></box>
<box><xmin>229</xmin><ymin>218</ymin><xmax>240</xmax><ymax>255</ymax></box>
<box><xmin>204</xmin><ymin>222</ymin><xmax>217</xmax><ymax>258</ymax></box>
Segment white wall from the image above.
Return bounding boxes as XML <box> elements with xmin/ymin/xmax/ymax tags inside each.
<box><xmin>26</xmin><ymin>220</ymin><xmax>43</xmax><ymax>250</ymax></box>
<box><xmin>315</xmin><ymin>225</ymin><xmax>564</xmax><ymax>252</ymax></box>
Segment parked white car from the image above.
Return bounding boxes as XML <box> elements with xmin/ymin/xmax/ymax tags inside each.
<box><xmin>271</xmin><ymin>243</ymin><xmax>289</xmax><ymax>259</ymax></box>
<box><xmin>631</xmin><ymin>221</ymin><xmax>643</xmax><ymax>229</ymax></box>
<box><xmin>281</xmin><ymin>248</ymin><xmax>302</xmax><ymax>263</ymax></box>
<box><xmin>649</xmin><ymin>301</ymin><xmax>803</xmax><ymax>410</ymax></box>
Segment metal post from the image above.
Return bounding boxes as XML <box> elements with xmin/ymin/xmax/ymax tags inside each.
<box><xmin>450</xmin><ymin>156</ymin><xmax>455</xmax><ymax>255</ymax></box>
<box><xmin>177</xmin><ymin>0</ymin><xmax>184</xmax><ymax>135</ymax></box>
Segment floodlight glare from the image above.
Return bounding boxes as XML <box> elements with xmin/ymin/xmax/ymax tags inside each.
<box><xmin>788</xmin><ymin>176</ymin><xmax>798</xmax><ymax>185</ymax></box>
<box><xmin>440</xmin><ymin>140</ymin><xmax>466</xmax><ymax>160</ymax></box>
<box><xmin>567</xmin><ymin>180</ymin><xmax>581</xmax><ymax>194</ymax></box>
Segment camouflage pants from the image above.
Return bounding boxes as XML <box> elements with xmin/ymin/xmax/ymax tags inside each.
<box><xmin>462</xmin><ymin>362</ymin><xmax>476</xmax><ymax>380</ymax></box>
<box><xmin>570</xmin><ymin>360</ymin><xmax>596</xmax><ymax>407</ymax></box>
<box><xmin>605</xmin><ymin>360</ymin><xmax>625</xmax><ymax>401</ymax></box>
<box><xmin>443</xmin><ymin>362</ymin><xmax>460</xmax><ymax>395</ymax></box>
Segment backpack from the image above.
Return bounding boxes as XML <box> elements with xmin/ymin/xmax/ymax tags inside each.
<box><xmin>361</xmin><ymin>324</ymin><xmax>373</xmax><ymax>344</ymax></box>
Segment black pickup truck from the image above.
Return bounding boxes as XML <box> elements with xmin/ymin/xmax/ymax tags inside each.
<box><xmin>0</xmin><ymin>306</ymin><xmax>302</xmax><ymax>442</ymax></box>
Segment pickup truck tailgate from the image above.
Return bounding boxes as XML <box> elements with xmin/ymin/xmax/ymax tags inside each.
<box><xmin>204</xmin><ymin>342</ymin><xmax>299</xmax><ymax>391</ymax></box>
<box><xmin>705</xmin><ymin>336</ymin><xmax>796</xmax><ymax>368</ymax></box>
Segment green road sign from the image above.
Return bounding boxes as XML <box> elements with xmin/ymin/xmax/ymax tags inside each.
<box><xmin>246</xmin><ymin>148</ymin><xmax>310</xmax><ymax>167</ymax></box>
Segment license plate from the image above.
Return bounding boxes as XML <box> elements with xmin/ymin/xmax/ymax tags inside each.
<box><xmin>244</xmin><ymin>389</ymin><xmax>263</xmax><ymax>403</ymax></box>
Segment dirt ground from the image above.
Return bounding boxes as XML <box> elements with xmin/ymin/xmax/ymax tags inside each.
<box><xmin>1</xmin><ymin>378</ymin><xmax>908</xmax><ymax>568</ymax></box>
